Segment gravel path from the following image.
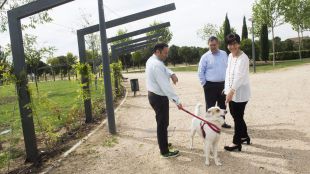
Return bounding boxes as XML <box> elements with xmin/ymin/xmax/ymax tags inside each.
<box><xmin>51</xmin><ymin>64</ymin><xmax>310</xmax><ymax>174</ymax></box>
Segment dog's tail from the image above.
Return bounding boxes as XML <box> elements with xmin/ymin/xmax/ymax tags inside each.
<box><xmin>194</xmin><ymin>103</ymin><xmax>203</xmax><ymax>116</ymax></box>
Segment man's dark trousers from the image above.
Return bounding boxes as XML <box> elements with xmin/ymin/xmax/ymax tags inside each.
<box><xmin>203</xmin><ymin>81</ymin><xmax>226</xmax><ymax>112</ymax></box>
<box><xmin>148</xmin><ymin>91</ymin><xmax>169</xmax><ymax>154</ymax></box>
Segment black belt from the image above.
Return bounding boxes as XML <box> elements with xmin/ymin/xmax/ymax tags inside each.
<box><xmin>206</xmin><ymin>81</ymin><xmax>225</xmax><ymax>85</ymax></box>
<box><xmin>148</xmin><ymin>91</ymin><xmax>166</xmax><ymax>97</ymax></box>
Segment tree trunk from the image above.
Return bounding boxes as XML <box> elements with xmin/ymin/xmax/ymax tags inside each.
<box><xmin>297</xmin><ymin>27</ymin><xmax>302</xmax><ymax>60</ymax></box>
<box><xmin>31</xmin><ymin>69</ymin><xmax>34</xmax><ymax>82</ymax></box>
<box><xmin>301</xmin><ymin>30</ymin><xmax>304</xmax><ymax>50</ymax></box>
<box><xmin>44</xmin><ymin>72</ymin><xmax>47</xmax><ymax>81</ymax></box>
<box><xmin>53</xmin><ymin>72</ymin><xmax>55</xmax><ymax>81</ymax></box>
<box><xmin>95</xmin><ymin>75</ymin><xmax>98</xmax><ymax>90</ymax></box>
<box><xmin>68</xmin><ymin>70</ymin><xmax>71</xmax><ymax>81</ymax></box>
<box><xmin>34</xmin><ymin>71</ymin><xmax>39</xmax><ymax>94</ymax></box>
<box><xmin>272</xmin><ymin>26</ymin><xmax>276</xmax><ymax>67</ymax></box>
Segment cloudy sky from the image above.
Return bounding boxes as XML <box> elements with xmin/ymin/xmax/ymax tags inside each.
<box><xmin>0</xmin><ymin>0</ymin><xmax>309</xmax><ymax>57</ymax></box>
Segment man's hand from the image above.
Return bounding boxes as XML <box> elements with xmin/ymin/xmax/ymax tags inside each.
<box><xmin>225</xmin><ymin>90</ymin><xmax>234</xmax><ymax>104</ymax></box>
<box><xmin>177</xmin><ymin>103</ymin><xmax>183</xmax><ymax>110</ymax></box>
<box><xmin>171</xmin><ymin>74</ymin><xmax>178</xmax><ymax>85</ymax></box>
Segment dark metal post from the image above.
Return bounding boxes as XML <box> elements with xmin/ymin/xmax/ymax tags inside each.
<box><xmin>7</xmin><ymin>12</ymin><xmax>39</xmax><ymax>163</ymax></box>
<box><xmin>7</xmin><ymin>0</ymin><xmax>75</xmax><ymax>163</ymax></box>
<box><xmin>77</xmin><ymin>31</ymin><xmax>93</xmax><ymax>123</ymax></box>
<box><xmin>98</xmin><ymin>0</ymin><xmax>116</xmax><ymax>134</ymax></box>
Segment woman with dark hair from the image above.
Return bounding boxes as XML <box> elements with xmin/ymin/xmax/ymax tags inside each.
<box><xmin>224</xmin><ymin>33</ymin><xmax>251</xmax><ymax>152</ymax></box>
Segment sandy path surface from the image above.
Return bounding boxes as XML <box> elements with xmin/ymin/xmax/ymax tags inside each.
<box><xmin>50</xmin><ymin>64</ymin><xmax>310</xmax><ymax>174</ymax></box>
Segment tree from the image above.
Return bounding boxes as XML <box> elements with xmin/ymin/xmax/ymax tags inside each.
<box><xmin>280</xmin><ymin>0</ymin><xmax>310</xmax><ymax>60</ymax></box>
<box><xmin>65</xmin><ymin>52</ymin><xmax>77</xmax><ymax>80</ymax></box>
<box><xmin>85</xmin><ymin>49</ymin><xmax>100</xmax><ymax>72</ymax></box>
<box><xmin>282</xmin><ymin>39</ymin><xmax>295</xmax><ymax>51</ymax></box>
<box><xmin>274</xmin><ymin>36</ymin><xmax>282</xmax><ymax>52</ymax></box>
<box><xmin>47</xmin><ymin>57</ymin><xmax>61</xmax><ymax>81</ymax></box>
<box><xmin>168</xmin><ymin>45</ymin><xmax>180</xmax><ymax>66</ymax></box>
<box><xmin>79</xmin><ymin>12</ymin><xmax>101</xmax><ymax>77</ymax></box>
<box><xmin>260</xmin><ymin>24</ymin><xmax>269</xmax><ymax>62</ymax></box>
<box><xmin>253</xmin><ymin>0</ymin><xmax>284</xmax><ymax>66</ymax></box>
<box><xmin>0</xmin><ymin>0</ymin><xmax>52</xmax><ymax>32</ymax></box>
<box><xmin>223</xmin><ymin>14</ymin><xmax>231</xmax><ymax>53</ymax></box>
<box><xmin>197</xmin><ymin>23</ymin><xmax>218</xmax><ymax>42</ymax></box>
<box><xmin>178</xmin><ymin>46</ymin><xmax>192</xmax><ymax>66</ymax></box>
<box><xmin>23</xmin><ymin>34</ymin><xmax>55</xmax><ymax>92</ymax></box>
<box><xmin>147</xmin><ymin>21</ymin><xmax>173</xmax><ymax>44</ymax></box>
<box><xmin>188</xmin><ymin>47</ymin><xmax>201</xmax><ymax>64</ymax></box>
<box><xmin>0</xmin><ymin>45</ymin><xmax>11</xmax><ymax>85</ymax></box>
<box><xmin>113</xmin><ymin>29</ymin><xmax>132</xmax><ymax>45</ymax></box>
<box><xmin>112</xmin><ymin>28</ymin><xmax>132</xmax><ymax>69</ymax></box>
<box><xmin>132</xmin><ymin>51</ymin><xmax>142</xmax><ymax>69</ymax></box>
<box><xmin>242</xmin><ymin>16</ymin><xmax>249</xmax><ymax>40</ymax></box>
<box><xmin>217</xmin><ymin>25</ymin><xmax>236</xmax><ymax>51</ymax></box>
<box><xmin>240</xmin><ymin>39</ymin><xmax>260</xmax><ymax>60</ymax></box>
<box><xmin>46</xmin><ymin>53</ymin><xmax>77</xmax><ymax>81</ymax></box>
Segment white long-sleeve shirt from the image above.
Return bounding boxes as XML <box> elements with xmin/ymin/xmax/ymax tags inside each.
<box><xmin>146</xmin><ymin>54</ymin><xmax>180</xmax><ymax>105</ymax></box>
<box><xmin>224</xmin><ymin>52</ymin><xmax>251</xmax><ymax>102</ymax></box>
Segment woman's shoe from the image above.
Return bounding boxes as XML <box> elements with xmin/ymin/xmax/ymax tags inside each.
<box><xmin>241</xmin><ymin>137</ymin><xmax>251</xmax><ymax>145</ymax></box>
<box><xmin>224</xmin><ymin>144</ymin><xmax>242</xmax><ymax>152</ymax></box>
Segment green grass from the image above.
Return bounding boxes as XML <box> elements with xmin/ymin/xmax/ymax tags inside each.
<box><xmin>250</xmin><ymin>58</ymin><xmax>310</xmax><ymax>73</ymax></box>
<box><xmin>168</xmin><ymin>58</ymin><xmax>310</xmax><ymax>73</ymax></box>
<box><xmin>123</xmin><ymin>58</ymin><xmax>310</xmax><ymax>74</ymax></box>
<box><xmin>0</xmin><ymin>78</ymin><xmax>110</xmax><ymax>169</ymax></box>
<box><xmin>0</xmin><ymin>79</ymin><xmax>105</xmax><ymax>130</ymax></box>
<box><xmin>102</xmin><ymin>136</ymin><xmax>118</xmax><ymax>147</ymax></box>
<box><xmin>170</xmin><ymin>65</ymin><xmax>198</xmax><ymax>72</ymax></box>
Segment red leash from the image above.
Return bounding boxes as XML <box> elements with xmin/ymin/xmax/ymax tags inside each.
<box><xmin>180</xmin><ymin>108</ymin><xmax>221</xmax><ymax>134</ymax></box>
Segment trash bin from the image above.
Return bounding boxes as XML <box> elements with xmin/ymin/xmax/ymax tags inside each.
<box><xmin>130</xmin><ymin>79</ymin><xmax>139</xmax><ymax>96</ymax></box>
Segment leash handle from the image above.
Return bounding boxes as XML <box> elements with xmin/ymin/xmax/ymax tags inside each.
<box><xmin>180</xmin><ymin>108</ymin><xmax>221</xmax><ymax>132</ymax></box>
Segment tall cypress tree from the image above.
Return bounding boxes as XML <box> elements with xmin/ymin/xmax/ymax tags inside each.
<box><xmin>242</xmin><ymin>16</ymin><xmax>248</xmax><ymax>40</ymax></box>
<box><xmin>223</xmin><ymin>13</ymin><xmax>231</xmax><ymax>53</ymax></box>
<box><xmin>260</xmin><ymin>24</ymin><xmax>269</xmax><ymax>62</ymax></box>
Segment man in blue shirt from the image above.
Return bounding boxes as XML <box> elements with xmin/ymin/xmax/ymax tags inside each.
<box><xmin>198</xmin><ymin>36</ymin><xmax>231</xmax><ymax>128</ymax></box>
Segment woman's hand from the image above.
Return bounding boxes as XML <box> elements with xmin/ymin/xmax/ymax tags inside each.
<box><xmin>225</xmin><ymin>90</ymin><xmax>235</xmax><ymax>104</ymax></box>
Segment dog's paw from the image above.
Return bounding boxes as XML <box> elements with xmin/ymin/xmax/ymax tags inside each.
<box><xmin>205</xmin><ymin>161</ymin><xmax>210</xmax><ymax>166</ymax></box>
<box><xmin>189</xmin><ymin>146</ymin><xmax>193</xmax><ymax>150</ymax></box>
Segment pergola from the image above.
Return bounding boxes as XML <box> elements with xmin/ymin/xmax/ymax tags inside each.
<box><xmin>7</xmin><ymin>0</ymin><xmax>176</xmax><ymax>163</ymax></box>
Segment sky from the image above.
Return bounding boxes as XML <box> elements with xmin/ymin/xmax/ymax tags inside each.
<box><xmin>0</xmin><ymin>0</ymin><xmax>309</xmax><ymax>58</ymax></box>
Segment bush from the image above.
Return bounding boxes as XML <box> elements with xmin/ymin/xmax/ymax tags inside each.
<box><xmin>240</xmin><ymin>39</ymin><xmax>260</xmax><ymax>60</ymax></box>
<box><xmin>269</xmin><ymin>50</ymin><xmax>310</xmax><ymax>61</ymax></box>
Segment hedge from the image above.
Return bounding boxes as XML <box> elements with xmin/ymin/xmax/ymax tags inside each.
<box><xmin>269</xmin><ymin>50</ymin><xmax>310</xmax><ymax>61</ymax></box>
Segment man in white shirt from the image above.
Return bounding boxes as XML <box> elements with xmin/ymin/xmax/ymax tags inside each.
<box><xmin>146</xmin><ymin>43</ymin><xmax>183</xmax><ymax>158</ymax></box>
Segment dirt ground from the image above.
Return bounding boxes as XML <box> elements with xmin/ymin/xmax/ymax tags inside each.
<box><xmin>49</xmin><ymin>64</ymin><xmax>310</xmax><ymax>174</ymax></box>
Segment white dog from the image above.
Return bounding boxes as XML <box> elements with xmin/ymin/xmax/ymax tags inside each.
<box><xmin>189</xmin><ymin>103</ymin><xmax>226</xmax><ymax>166</ymax></box>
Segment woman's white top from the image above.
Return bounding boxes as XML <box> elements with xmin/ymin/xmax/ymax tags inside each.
<box><xmin>224</xmin><ymin>52</ymin><xmax>251</xmax><ymax>102</ymax></box>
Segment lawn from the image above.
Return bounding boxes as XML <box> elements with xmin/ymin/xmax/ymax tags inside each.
<box><xmin>0</xmin><ymin>78</ymin><xmax>108</xmax><ymax>168</ymax></box>
<box><xmin>0</xmin><ymin>79</ymin><xmax>106</xmax><ymax>131</ymax></box>
<box><xmin>250</xmin><ymin>58</ymin><xmax>310</xmax><ymax>72</ymax></box>
<box><xmin>169</xmin><ymin>58</ymin><xmax>310</xmax><ymax>72</ymax></box>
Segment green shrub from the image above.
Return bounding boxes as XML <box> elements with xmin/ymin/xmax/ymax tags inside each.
<box><xmin>240</xmin><ymin>39</ymin><xmax>260</xmax><ymax>60</ymax></box>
